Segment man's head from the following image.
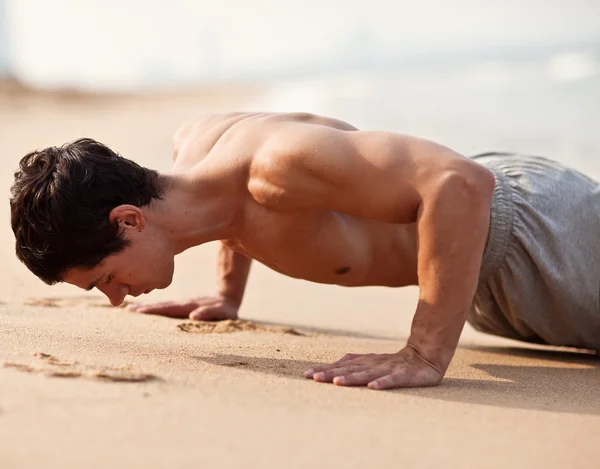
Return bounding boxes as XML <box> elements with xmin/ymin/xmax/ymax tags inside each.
<box><xmin>10</xmin><ymin>138</ymin><xmax>176</xmax><ymax>304</ymax></box>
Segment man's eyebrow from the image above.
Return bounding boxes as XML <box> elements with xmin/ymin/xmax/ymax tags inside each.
<box><xmin>86</xmin><ymin>275</ymin><xmax>104</xmax><ymax>291</ymax></box>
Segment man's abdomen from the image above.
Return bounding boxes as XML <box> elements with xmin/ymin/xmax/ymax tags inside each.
<box><xmin>236</xmin><ymin>200</ymin><xmax>419</xmax><ymax>288</ymax></box>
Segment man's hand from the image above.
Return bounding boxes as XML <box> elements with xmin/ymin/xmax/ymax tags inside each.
<box><xmin>303</xmin><ymin>346</ymin><xmax>443</xmax><ymax>390</ymax></box>
<box><xmin>126</xmin><ymin>296</ymin><xmax>239</xmax><ymax>321</ymax></box>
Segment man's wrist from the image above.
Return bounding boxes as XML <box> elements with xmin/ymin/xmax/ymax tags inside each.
<box><xmin>407</xmin><ymin>300</ymin><xmax>469</xmax><ymax>371</ymax></box>
<box><xmin>216</xmin><ymin>290</ymin><xmax>243</xmax><ymax>309</ymax></box>
<box><xmin>405</xmin><ymin>335</ymin><xmax>457</xmax><ymax>374</ymax></box>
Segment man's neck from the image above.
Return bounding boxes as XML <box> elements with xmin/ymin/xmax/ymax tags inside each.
<box><xmin>147</xmin><ymin>172</ymin><xmax>238</xmax><ymax>254</ymax></box>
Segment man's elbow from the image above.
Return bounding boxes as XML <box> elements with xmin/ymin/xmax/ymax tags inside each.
<box><xmin>460</xmin><ymin>160</ymin><xmax>495</xmax><ymax>196</ymax></box>
<box><xmin>438</xmin><ymin>160</ymin><xmax>496</xmax><ymax>210</ymax></box>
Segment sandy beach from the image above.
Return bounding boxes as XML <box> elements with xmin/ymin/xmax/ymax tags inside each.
<box><xmin>1</xmin><ymin>82</ymin><xmax>599</xmax><ymax>469</ymax></box>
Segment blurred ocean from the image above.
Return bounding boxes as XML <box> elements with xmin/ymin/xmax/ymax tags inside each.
<box><xmin>252</xmin><ymin>51</ymin><xmax>600</xmax><ymax>176</ymax></box>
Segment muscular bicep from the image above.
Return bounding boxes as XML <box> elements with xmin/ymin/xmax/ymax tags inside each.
<box><xmin>255</xmin><ymin>122</ymin><xmax>475</xmax><ymax>223</ymax></box>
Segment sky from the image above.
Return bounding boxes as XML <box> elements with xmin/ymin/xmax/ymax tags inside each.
<box><xmin>1</xmin><ymin>0</ymin><xmax>599</xmax><ymax>89</ymax></box>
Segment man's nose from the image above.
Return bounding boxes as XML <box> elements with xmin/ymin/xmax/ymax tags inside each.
<box><xmin>97</xmin><ymin>284</ymin><xmax>129</xmax><ymax>306</ymax></box>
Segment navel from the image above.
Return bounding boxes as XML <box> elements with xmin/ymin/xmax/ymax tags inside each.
<box><xmin>335</xmin><ymin>266</ymin><xmax>351</xmax><ymax>275</ymax></box>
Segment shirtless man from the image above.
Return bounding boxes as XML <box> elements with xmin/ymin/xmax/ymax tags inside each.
<box><xmin>10</xmin><ymin>112</ymin><xmax>600</xmax><ymax>390</ymax></box>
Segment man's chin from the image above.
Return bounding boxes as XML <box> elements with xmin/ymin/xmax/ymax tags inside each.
<box><xmin>159</xmin><ymin>277</ymin><xmax>173</xmax><ymax>290</ymax></box>
<box><xmin>144</xmin><ymin>283</ymin><xmax>166</xmax><ymax>294</ymax></box>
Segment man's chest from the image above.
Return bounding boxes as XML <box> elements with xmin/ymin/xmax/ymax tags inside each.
<box><xmin>222</xmin><ymin>203</ymin><xmax>380</xmax><ymax>285</ymax></box>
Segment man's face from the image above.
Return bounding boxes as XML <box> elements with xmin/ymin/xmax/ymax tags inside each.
<box><xmin>63</xmin><ymin>228</ymin><xmax>175</xmax><ymax>306</ymax></box>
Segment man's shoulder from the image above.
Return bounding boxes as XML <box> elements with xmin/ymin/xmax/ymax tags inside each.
<box><xmin>174</xmin><ymin>112</ymin><xmax>357</xmax><ymax>145</ymax></box>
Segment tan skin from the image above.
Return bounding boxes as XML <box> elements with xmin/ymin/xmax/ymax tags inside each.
<box><xmin>64</xmin><ymin>112</ymin><xmax>495</xmax><ymax>390</ymax></box>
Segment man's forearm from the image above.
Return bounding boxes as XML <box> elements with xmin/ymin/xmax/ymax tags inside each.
<box><xmin>216</xmin><ymin>242</ymin><xmax>252</xmax><ymax>308</ymax></box>
<box><xmin>408</xmin><ymin>164</ymin><xmax>494</xmax><ymax>371</ymax></box>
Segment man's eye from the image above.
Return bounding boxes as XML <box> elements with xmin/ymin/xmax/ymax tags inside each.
<box><xmin>106</xmin><ymin>275</ymin><xmax>114</xmax><ymax>284</ymax></box>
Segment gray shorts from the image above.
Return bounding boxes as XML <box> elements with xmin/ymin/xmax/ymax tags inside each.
<box><xmin>467</xmin><ymin>152</ymin><xmax>600</xmax><ymax>351</ymax></box>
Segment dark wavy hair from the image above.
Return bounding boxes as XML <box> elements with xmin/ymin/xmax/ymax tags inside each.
<box><xmin>10</xmin><ymin>138</ymin><xmax>164</xmax><ymax>284</ymax></box>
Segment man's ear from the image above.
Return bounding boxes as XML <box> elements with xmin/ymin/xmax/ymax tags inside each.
<box><xmin>108</xmin><ymin>205</ymin><xmax>145</xmax><ymax>229</ymax></box>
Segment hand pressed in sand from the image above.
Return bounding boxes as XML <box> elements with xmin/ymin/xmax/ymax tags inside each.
<box><xmin>304</xmin><ymin>345</ymin><xmax>443</xmax><ymax>390</ymax></box>
<box><xmin>127</xmin><ymin>295</ymin><xmax>239</xmax><ymax>321</ymax></box>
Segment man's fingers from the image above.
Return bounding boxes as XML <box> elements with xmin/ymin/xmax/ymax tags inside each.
<box><xmin>368</xmin><ymin>371</ymin><xmax>411</xmax><ymax>390</ymax></box>
<box><xmin>368</xmin><ymin>369</ymin><xmax>441</xmax><ymax>390</ymax></box>
<box><xmin>310</xmin><ymin>365</ymin><xmax>364</xmax><ymax>383</ymax></box>
<box><xmin>189</xmin><ymin>307</ymin><xmax>210</xmax><ymax>321</ymax></box>
<box><xmin>304</xmin><ymin>355</ymin><xmax>365</xmax><ymax>378</ymax></box>
<box><xmin>126</xmin><ymin>301</ymin><xmax>175</xmax><ymax>313</ymax></box>
<box><xmin>333</xmin><ymin>369</ymin><xmax>384</xmax><ymax>387</ymax></box>
<box><xmin>128</xmin><ymin>302</ymin><xmax>195</xmax><ymax>318</ymax></box>
<box><xmin>189</xmin><ymin>306</ymin><xmax>233</xmax><ymax>321</ymax></box>
<box><xmin>303</xmin><ymin>364</ymin><xmax>338</xmax><ymax>378</ymax></box>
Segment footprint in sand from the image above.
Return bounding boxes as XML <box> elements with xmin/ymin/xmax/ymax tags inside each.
<box><xmin>23</xmin><ymin>296</ymin><xmax>130</xmax><ymax>308</ymax></box>
<box><xmin>177</xmin><ymin>319</ymin><xmax>304</xmax><ymax>336</ymax></box>
<box><xmin>3</xmin><ymin>352</ymin><xmax>157</xmax><ymax>383</ymax></box>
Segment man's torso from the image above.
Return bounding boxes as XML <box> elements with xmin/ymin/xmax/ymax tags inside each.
<box><xmin>173</xmin><ymin>113</ymin><xmax>600</xmax><ymax>350</ymax></box>
<box><xmin>172</xmin><ymin>112</ymin><xmax>419</xmax><ymax>287</ymax></box>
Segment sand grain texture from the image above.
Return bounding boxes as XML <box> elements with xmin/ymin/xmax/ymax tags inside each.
<box><xmin>177</xmin><ymin>319</ymin><xmax>304</xmax><ymax>335</ymax></box>
<box><xmin>3</xmin><ymin>353</ymin><xmax>158</xmax><ymax>382</ymax></box>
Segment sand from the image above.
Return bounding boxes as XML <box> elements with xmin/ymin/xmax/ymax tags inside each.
<box><xmin>1</xmin><ymin>82</ymin><xmax>599</xmax><ymax>469</ymax></box>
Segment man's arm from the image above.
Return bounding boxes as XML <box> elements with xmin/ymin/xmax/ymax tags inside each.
<box><xmin>215</xmin><ymin>242</ymin><xmax>253</xmax><ymax>310</ymax></box>
<box><xmin>254</xmin><ymin>121</ymin><xmax>495</xmax><ymax>388</ymax></box>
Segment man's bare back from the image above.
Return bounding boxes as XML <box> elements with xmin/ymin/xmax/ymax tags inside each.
<box><xmin>126</xmin><ymin>111</ymin><xmax>495</xmax><ymax>389</ymax></box>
